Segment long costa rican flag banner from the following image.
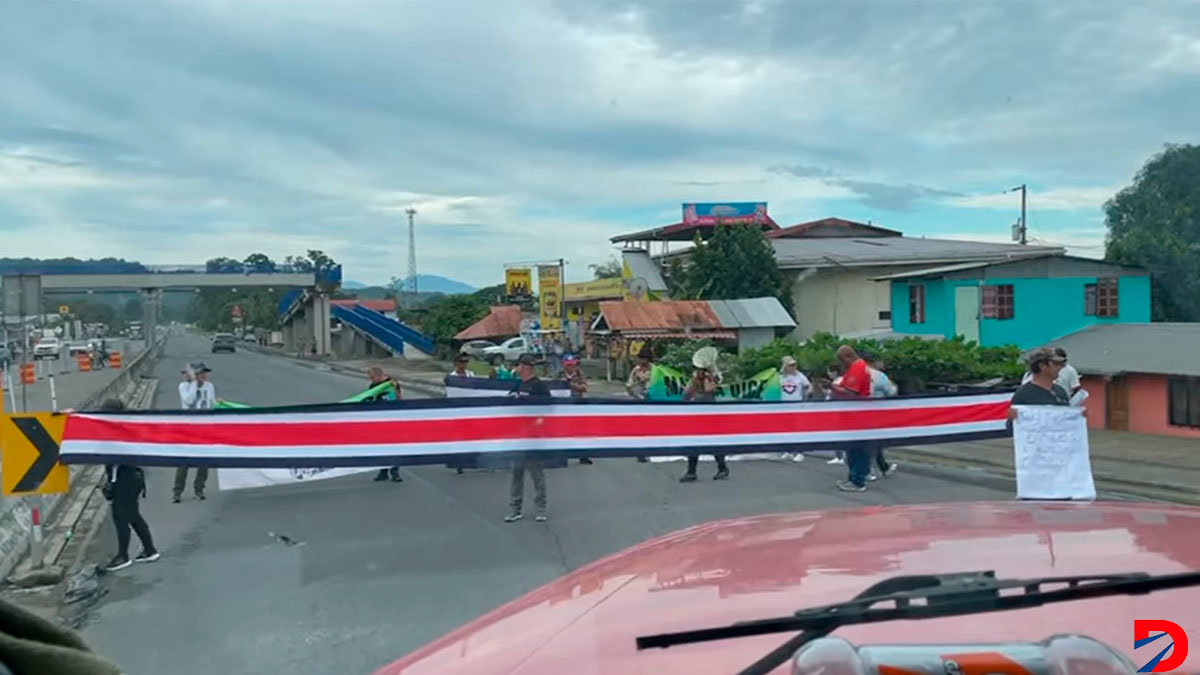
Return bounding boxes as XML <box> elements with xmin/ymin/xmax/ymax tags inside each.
<box><xmin>57</xmin><ymin>392</ymin><xmax>1012</xmax><ymax>468</ymax></box>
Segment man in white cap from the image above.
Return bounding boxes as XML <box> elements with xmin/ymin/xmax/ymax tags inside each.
<box><xmin>680</xmin><ymin>348</ymin><xmax>729</xmax><ymax>482</ymax></box>
<box><xmin>174</xmin><ymin>362</ymin><xmax>215</xmax><ymax>502</ymax></box>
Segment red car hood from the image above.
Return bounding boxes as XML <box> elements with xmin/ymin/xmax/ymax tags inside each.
<box><xmin>377</xmin><ymin>501</ymin><xmax>1200</xmax><ymax>674</ymax></box>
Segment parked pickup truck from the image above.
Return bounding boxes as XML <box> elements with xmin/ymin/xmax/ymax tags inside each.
<box><xmin>66</xmin><ymin>340</ymin><xmax>94</xmax><ymax>357</ymax></box>
<box><xmin>33</xmin><ymin>337</ymin><xmax>62</xmax><ymax>359</ymax></box>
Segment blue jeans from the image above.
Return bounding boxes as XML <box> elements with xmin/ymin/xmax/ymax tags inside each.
<box><xmin>846</xmin><ymin>445</ymin><xmax>872</xmax><ymax>487</ymax></box>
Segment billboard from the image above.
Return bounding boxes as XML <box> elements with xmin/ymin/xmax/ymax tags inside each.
<box><xmin>505</xmin><ymin>267</ymin><xmax>532</xmax><ymax>299</ymax></box>
<box><xmin>538</xmin><ymin>265</ymin><xmax>562</xmax><ymax>331</ymax></box>
<box><xmin>682</xmin><ymin>202</ymin><xmax>768</xmax><ymax>225</ymax></box>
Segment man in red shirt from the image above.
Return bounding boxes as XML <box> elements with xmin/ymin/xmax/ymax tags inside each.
<box><xmin>833</xmin><ymin>345</ymin><xmax>872</xmax><ymax>491</ymax></box>
<box><xmin>833</xmin><ymin>345</ymin><xmax>872</xmax><ymax>398</ymax></box>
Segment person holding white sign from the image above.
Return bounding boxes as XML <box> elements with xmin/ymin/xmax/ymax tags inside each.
<box><xmin>1008</xmin><ymin>347</ymin><xmax>1095</xmax><ymax>501</ymax></box>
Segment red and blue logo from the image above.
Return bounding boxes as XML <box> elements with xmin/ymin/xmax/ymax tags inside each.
<box><xmin>1135</xmin><ymin>620</ymin><xmax>1189</xmax><ymax>672</ymax></box>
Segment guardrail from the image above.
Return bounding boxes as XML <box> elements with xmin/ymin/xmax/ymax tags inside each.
<box><xmin>0</xmin><ymin>334</ymin><xmax>167</xmax><ymax>581</ymax></box>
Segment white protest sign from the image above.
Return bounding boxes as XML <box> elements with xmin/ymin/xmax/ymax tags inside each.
<box><xmin>218</xmin><ymin>466</ymin><xmax>381</xmax><ymax>491</ymax></box>
<box><xmin>1012</xmin><ymin>405</ymin><xmax>1095</xmax><ymax>500</ymax></box>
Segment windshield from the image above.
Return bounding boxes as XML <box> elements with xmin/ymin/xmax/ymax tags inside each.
<box><xmin>2</xmin><ymin>2</ymin><xmax>1198</xmax><ymax>675</ymax></box>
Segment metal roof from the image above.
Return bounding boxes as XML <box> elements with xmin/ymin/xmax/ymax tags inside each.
<box><xmin>610</xmin><ymin>217</ymin><xmax>781</xmax><ymax>243</ymax></box>
<box><xmin>1040</xmin><ymin>323</ymin><xmax>1200</xmax><ymax>377</ymax></box>
<box><xmin>454</xmin><ymin>305</ymin><xmax>524</xmax><ymax>341</ymax></box>
<box><xmin>869</xmin><ymin>261</ymin><xmax>997</xmax><ymax>281</ymax></box>
<box><xmin>771</xmin><ymin>237</ymin><xmax>1063</xmax><ymax>269</ymax></box>
<box><xmin>598</xmin><ymin>297</ymin><xmax>794</xmax><ymax>332</ymax></box>
<box><xmin>708</xmin><ymin>298</ymin><xmax>796</xmax><ymax>329</ymax></box>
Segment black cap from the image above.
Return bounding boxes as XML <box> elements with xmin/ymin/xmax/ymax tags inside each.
<box><xmin>192</xmin><ymin>362</ymin><xmax>212</xmax><ymax>373</ymax></box>
<box><xmin>517</xmin><ymin>353</ymin><xmax>536</xmax><ymax>366</ymax></box>
<box><xmin>454</xmin><ymin>353</ymin><xmax>470</xmax><ymax>362</ymax></box>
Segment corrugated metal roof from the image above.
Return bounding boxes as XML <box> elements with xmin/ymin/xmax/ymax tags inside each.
<box><xmin>1040</xmin><ymin>323</ymin><xmax>1200</xmax><ymax>377</ymax></box>
<box><xmin>771</xmin><ymin>237</ymin><xmax>1063</xmax><ymax>269</ymax></box>
<box><xmin>709</xmin><ymin>298</ymin><xmax>796</xmax><ymax>328</ymax></box>
<box><xmin>454</xmin><ymin>305</ymin><xmax>524</xmax><ymax>341</ymax></box>
<box><xmin>623</xmin><ymin>330</ymin><xmax>737</xmax><ymax>340</ymax></box>
<box><xmin>599</xmin><ymin>297</ymin><xmax>794</xmax><ymax>332</ymax></box>
<box><xmin>621</xmin><ymin>250</ymin><xmax>669</xmax><ymax>292</ymax></box>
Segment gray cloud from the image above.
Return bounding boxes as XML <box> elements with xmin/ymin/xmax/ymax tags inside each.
<box><xmin>1</xmin><ymin>1</ymin><xmax>1197</xmax><ymax>284</ymax></box>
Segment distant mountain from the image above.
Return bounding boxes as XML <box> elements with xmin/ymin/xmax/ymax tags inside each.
<box><xmin>416</xmin><ymin>275</ymin><xmax>475</xmax><ymax>294</ymax></box>
<box><xmin>342</xmin><ymin>280</ymin><xmax>369</xmax><ymax>289</ymax></box>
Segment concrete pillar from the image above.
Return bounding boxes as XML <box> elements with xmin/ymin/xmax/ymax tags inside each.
<box><xmin>311</xmin><ymin>292</ymin><xmax>331</xmax><ymax>356</ymax></box>
<box><xmin>141</xmin><ymin>289</ymin><xmax>161</xmax><ymax>350</ymax></box>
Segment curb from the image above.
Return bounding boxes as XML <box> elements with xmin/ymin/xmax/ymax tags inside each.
<box><xmin>890</xmin><ymin>448</ymin><xmax>1198</xmax><ymax>505</ymax></box>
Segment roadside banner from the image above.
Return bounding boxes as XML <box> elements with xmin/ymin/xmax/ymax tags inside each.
<box><xmin>538</xmin><ymin>265</ymin><xmax>562</xmax><ymax>332</ymax></box>
<box><xmin>58</xmin><ymin>392</ymin><xmax>1012</xmax><ymax>468</ymax></box>
<box><xmin>214</xmin><ymin>380</ymin><xmax>401</xmax><ymax>489</ymax></box>
<box><xmin>504</xmin><ymin>267</ymin><xmax>532</xmax><ymax>300</ymax></box>
<box><xmin>647</xmin><ymin>364</ymin><xmax>781</xmax><ymax>401</ymax></box>
<box><xmin>1012</xmin><ymin>405</ymin><xmax>1095</xmax><ymax>500</ymax></box>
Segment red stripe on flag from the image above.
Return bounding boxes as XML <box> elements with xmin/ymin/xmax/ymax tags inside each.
<box><xmin>65</xmin><ymin>402</ymin><xmax>1007</xmax><ymax>447</ymax></box>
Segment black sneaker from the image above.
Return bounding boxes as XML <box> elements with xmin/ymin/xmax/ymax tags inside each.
<box><xmin>713</xmin><ymin>469</ymin><xmax>730</xmax><ymax>481</ymax></box>
<box><xmin>679</xmin><ymin>473</ymin><xmax>697</xmax><ymax>483</ymax></box>
<box><xmin>134</xmin><ymin>550</ymin><xmax>160</xmax><ymax>563</ymax></box>
<box><xmin>195</xmin><ymin>492</ymin><xmax>206</xmax><ymax>501</ymax></box>
<box><xmin>636</xmin><ymin>456</ymin><xmax>648</xmax><ymax>463</ymax></box>
<box><xmin>389</xmin><ymin>473</ymin><xmax>403</xmax><ymax>482</ymax></box>
<box><xmin>104</xmin><ymin>555</ymin><xmax>132</xmax><ymax>572</ymax></box>
<box><xmin>578</xmin><ymin>458</ymin><xmax>593</xmax><ymax>465</ymax></box>
<box><xmin>373</xmin><ymin>471</ymin><xmax>388</xmax><ymax>482</ymax></box>
<box><xmin>172</xmin><ymin>495</ymin><xmax>182</xmax><ymax>504</ymax></box>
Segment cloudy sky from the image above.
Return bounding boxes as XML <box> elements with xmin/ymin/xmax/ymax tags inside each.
<box><xmin>2</xmin><ymin>1</ymin><xmax>1198</xmax><ymax>287</ymax></box>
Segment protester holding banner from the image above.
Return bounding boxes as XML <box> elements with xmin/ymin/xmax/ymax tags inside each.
<box><xmin>1009</xmin><ymin>346</ymin><xmax>1094</xmax><ymax>500</ymax></box>
<box><xmin>680</xmin><ymin>348</ymin><xmax>730</xmax><ymax>483</ymax></box>
<box><xmin>562</xmin><ymin>354</ymin><xmax>593</xmax><ymax>465</ymax></box>
<box><xmin>173</xmin><ymin>363</ymin><xmax>214</xmax><ymax>503</ymax></box>
<box><xmin>449</xmin><ymin>354</ymin><xmax>475</xmax><ymax>378</ymax></box>
<box><xmin>867</xmin><ymin>354</ymin><xmax>899</xmax><ymax>481</ymax></box>
<box><xmin>833</xmin><ymin>345</ymin><xmax>873</xmax><ymax>492</ymax></box>
<box><xmin>506</xmin><ymin>354</ymin><xmax>549</xmax><ymax>522</ymax></box>
<box><xmin>488</xmin><ymin>354</ymin><xmax>513</xmax><ymax>380</ymax></box>
<box><xmin>100</xmin><ymin>398</ymin><xmax>160</xmax><ymax>572</ymax></box>
<box><xmin>627</xmin><ymin>346</ymin><xmax>653</xmax><ymax>463</ymax></box>
<box><xmin>364</xmin><ymin>366</ymin><xmax>404</xmax><ymax>483</ymax></box>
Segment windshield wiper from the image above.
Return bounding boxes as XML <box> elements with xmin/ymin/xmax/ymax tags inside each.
<box><xmin>635</xmin><ymin>570</ymin><xmax>1200</xmax><ymax>675</ymax></box>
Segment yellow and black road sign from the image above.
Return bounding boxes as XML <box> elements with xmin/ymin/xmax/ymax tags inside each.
<box><xmin>58</xmin><ymin>305</ymin><xmax>70</xmax><ymax>316</ymax></box>
<box><xmin>1</xmin><ymin>414</ymin><xmax>69</xmax><ymax>496</ymax></box>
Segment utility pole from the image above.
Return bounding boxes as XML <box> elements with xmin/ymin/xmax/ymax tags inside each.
<box><xmin>1009</xmin><ymin>184</ymin><xmax>1027</xmax><ymax>245</ymax></box>
<box><xmin>405</xmin><ymin>208</ymin><xmax>418</xmax><ymax>304</ymax></box>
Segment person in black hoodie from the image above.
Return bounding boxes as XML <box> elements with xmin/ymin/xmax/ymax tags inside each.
<box><xmin>99</xmin><ymin>398</ymin><xmax>159</xmax><ymax>572</ymax></box>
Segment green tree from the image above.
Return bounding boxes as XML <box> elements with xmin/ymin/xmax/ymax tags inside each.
<box><xmin>1105</xmin><ymin>143</ymin><xmax>1200</xmax><ymax>321</ymax></box>
<box><xmin>420</xmin><ymin>294</ymin><xmax>489</xmax><ymax>355</ymax></box>
<box><xmin>667</xmin><ymin>224</ymin><xmax>794</xmax><ymax>317</ymax></box>
<box><xmin>589</xmin><ymin>257</ymin><xmax>623</xmax><ymax>279</ymax></box>
<box><xmin>205</xmin><ymin>257</ymin><xmax>243</xmax><ymax>273</ymax></box>
<box><xmin>243</xmin><ymin>253</ymin><xmax>277</xmax><ymax>273</ymax></box>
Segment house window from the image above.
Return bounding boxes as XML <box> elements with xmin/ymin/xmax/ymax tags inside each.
<box><xmin>980</xmin><ymin>284</ymin><xmax>1014</xmax><ymax>319</ymax></box>
<box><xmin>1095</xmin><ymin>277</ymin><xmax>1119</xmax><ymax>317</ymax></box>
<box><xmin>1168</xmin><ymin>377</ymin><xmax>1200</xmax><ymax>428</ymax></box>
<box><xmin>1084</xmin><ymin>284</ymin><xmax>1097</xmax><ymax>316</ymax></box>
<box><xmin>908</xmin><ymin>285</ymin><xmax>925</xmax><ymax>324</ymax></box>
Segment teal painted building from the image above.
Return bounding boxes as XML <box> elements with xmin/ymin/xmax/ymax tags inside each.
<box><xmin>881</xmin><ymin>256</ymin><xmax>1151</xmax><ymax>349</ymax></box>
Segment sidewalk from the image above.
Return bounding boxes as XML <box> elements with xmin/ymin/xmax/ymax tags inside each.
<box><xmin>893</xmin><ymin>429</ymin><xmax>1200</xmax><ymax>505</ymax></box>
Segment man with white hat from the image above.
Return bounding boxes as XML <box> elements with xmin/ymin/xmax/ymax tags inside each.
<box><xmin>679</xmin><ymin>347</ymin><xmax>729</xmax><ymax>482</ymax></box>
<box><xmin>174</xmin><ymin>362</ymin><xmax>215</xmax><ymax>503</ymax></box>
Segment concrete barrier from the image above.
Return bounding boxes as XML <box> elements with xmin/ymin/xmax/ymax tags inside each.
<box><xmin>0</xmin><ymin>336</ymin><xmax>167</xmax><ymax>581</ymax></box>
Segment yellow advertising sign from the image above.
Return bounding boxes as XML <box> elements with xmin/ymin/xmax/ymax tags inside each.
<box><xmin>538</xmin><ymin>265</ymin><xmax>562</xmax><ymax>331</ymax></box>
<box><xmin>504</xmin><ymin>267</ymin><xmax>532</xmax><ymax>299</ymax></box>
<box><xmin>1</xmin><ymin>414</ymin><xmax>69</xmax><ymax>496</ymax></box>
<box><xmin>564</xmin><ymin>278</ymin><xmax>625</xmax><ymax>301</ymax></box>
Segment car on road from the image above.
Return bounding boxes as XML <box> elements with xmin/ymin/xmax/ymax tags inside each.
<box><xmin>458</xmin><ymin>339</ymin><xmax>497</xmax><ymax>359</ymax></box>
<box><xmin>481</xmin><ymin>337</ymin><xmax>528</xmax><ymax>362</ymax></box>
<box><xmin>32</xmin><ymin>336</ymin><xmax>62</xmax><ymax>359</ymax></box>
<box><xmin>376</xmin><ymin>501</ymin><xmax>1200</xmax><ymax>674</ymax></box>
<box><xmin>211</xmin><ymin>333</ymin><xmax>237</xmax><ymax>353</ymax></box>
<box><xmin>66</xmin><ymin>340</ymin><xmax>93</xmax><ymax>357</ymax></box>
<box><xmin>243</xmin><ymin>333</ymin><xmax>257</xmax><ymax>343</ymax></box>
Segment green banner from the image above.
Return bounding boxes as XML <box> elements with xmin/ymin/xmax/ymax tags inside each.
<box><xmin>215</xmin><ymin>380</ymin><xmax>397</xmax><ymax>409</ymax></box>
<box><xmin>647</xmin><ymin>364</ymin><xmax>780</xmax><ymax>401</ymax></box>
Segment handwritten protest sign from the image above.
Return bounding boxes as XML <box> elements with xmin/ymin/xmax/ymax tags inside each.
<box><xmin>1012</xmin><ymin>405</ymin><xmax>1095</xmax><ymax>500</ymax></box>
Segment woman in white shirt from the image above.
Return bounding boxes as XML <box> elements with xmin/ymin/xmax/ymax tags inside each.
<box><xmin>779</xmin><ymin>356</ymin><xmax>810</xmax><ymax>462</ymax></box>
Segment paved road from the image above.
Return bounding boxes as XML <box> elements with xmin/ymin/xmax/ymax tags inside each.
<box><xmin>82</xmin><ymin>334</ymin><xmax>1010</xmax><ymax>675</ymax></box>
<box><xmin>1</xmin><ymin>338</ymin><xmax>140</xmax><ymax>413</ymax></box>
